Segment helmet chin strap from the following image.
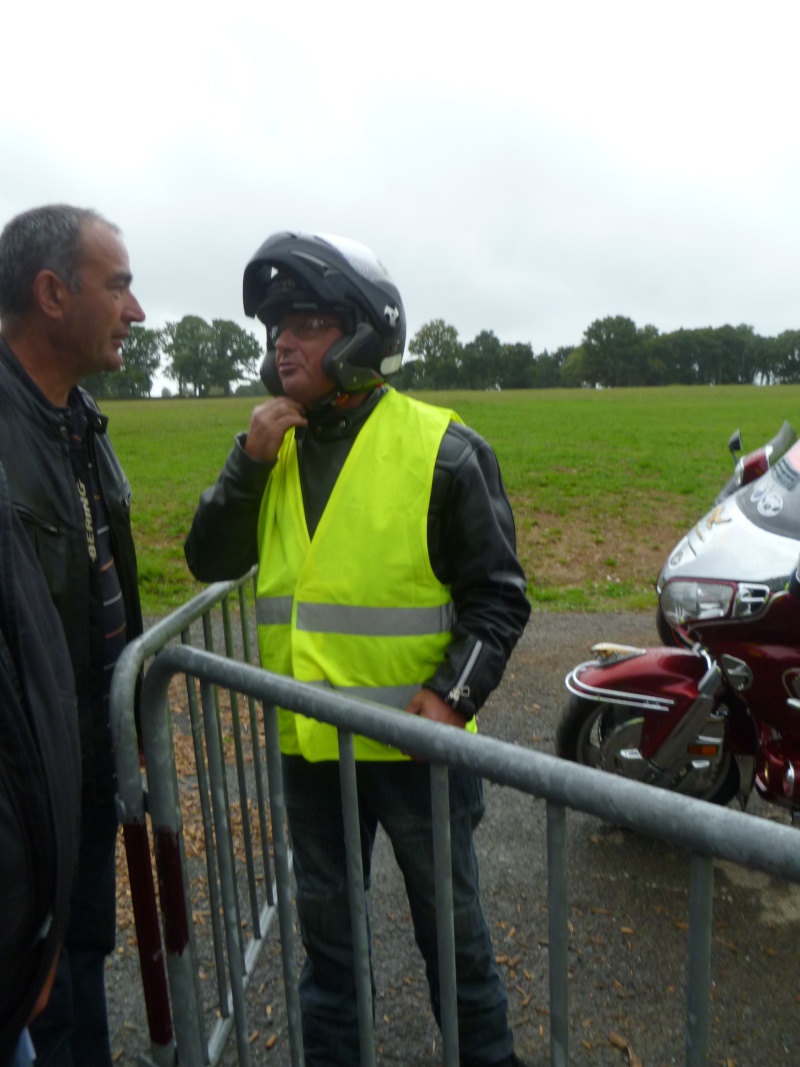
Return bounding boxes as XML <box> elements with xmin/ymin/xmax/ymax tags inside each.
<box><xmin>307</xmin><ymin>389</ymin><xmax>344</xmax><ymax>413</ymax></box>
<box><xmin>307</xmin><ymin>384</ymin><xmax>372</xmax><ymax>415</ymax></box>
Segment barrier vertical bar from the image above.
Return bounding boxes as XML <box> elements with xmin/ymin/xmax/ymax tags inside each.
<box><xmin>238</xmin><ymin>584</ymin><xmax>273</xmax><ymax>906</ymax></box>
<box><xmin>431</xmin><ymin>763</ymin><xmax>459</xmax><ymax>1067</ymax></box>
<box><xmin>203</xmin><ymin>610</ymin><xmax>247</xmax><ymax>973</ymax></box>
<box><xmin>547</xmin><ymin>802</ymin><xmax>569</xmax><ymax>1067</ymax></box>
<box><xmin>182</xmin><ymin>655</ymin><xmax>229</xmax><ymax>1022</ymax></box>
<box><xmin>140</xmin><ymin>661</ymin><xmax>206</xmax><ymax>1065</ymax></box>
<box><xmin>222</xmin><ymin>598</ymin><xmax>261</xmax><ymax>936</ymax></box>
<box><xmin>261</xmin><ymin>701</ymin><xmax>305</xmax><ymax>1067</ymax></box>
<box><xmin>113</xmin><ymin>661</ymin><xmax>175</xmax><ymax>1064</ymax></box>
<box><xmin>199</xmin><ymin>678</ymin><xmax>252</xmax><ymax>1067</ymax></box>
<box><xmin>338</xmin><ymin>730</ymin><xmax>376</xmax><ymax>1067</ymax></box>
<box><xmin>171</xmin><ymin>661</ymin><xmax>211</xmax><ymax>1060</ymax></box>
<box><xmin>685</xmin><ymin>852</ymin><xmax>714</xmax><ymax>1066</ymax></box>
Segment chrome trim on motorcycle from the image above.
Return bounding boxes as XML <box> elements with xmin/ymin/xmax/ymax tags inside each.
<box><xmin>590</xmin><ymin>642</ymin><xmax>647</xmax><ymax>666</ymax></box>
<box><xmin>733</xmin><ymin>584</ymin><xmax>771</xmax><ymax>618</ymax></box>
<box><xmin>720</xmin><ymin>655</ymin><xmax>753</xmax><ymax>692</ymax></box>
<box><xmin>646</xmin><ymin>663</ymin><xmax>724</xmax><ymax>787</ymax></box>
<box><xmin>564</xmin><ymin>663</ymin><xmax>674</xmax><ymax>713</ymax></box>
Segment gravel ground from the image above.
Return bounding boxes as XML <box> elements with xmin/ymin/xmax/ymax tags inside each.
<box><xmin>105</xmin><ymin>611</ymin><xmax>800</xmax><ymax>1067</ymax></box>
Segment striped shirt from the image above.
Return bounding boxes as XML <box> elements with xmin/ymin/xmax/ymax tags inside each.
<box><xmin>67</xmin><ymin>401</ymin><xmax>127</xmax><ymax>803</ymax></box>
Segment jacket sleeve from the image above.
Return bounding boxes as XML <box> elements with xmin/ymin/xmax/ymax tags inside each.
<box><xmin>423</xmin><ymin>423</ymin><xmax>530</xmax><ymax>719</ymax></box>
<box><xmin>184</xmin><ymin>433</ymin><xmax>273</xmax><ymax>582</ymax></box>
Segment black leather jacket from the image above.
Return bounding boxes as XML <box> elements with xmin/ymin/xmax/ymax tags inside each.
<box><xmin>0</xmin><ymin>460</ymin><xmax>80</xmax><ymax>1065</ymax></box>
<box><xmin>0</xmin><ymin>339</ymin><xmax>143</xmax><ymax>797</ymax></box>
<box><xmin>185</xmin><ymin>387</ymin><xmax>530</xmax><ymax>719</ymax></box>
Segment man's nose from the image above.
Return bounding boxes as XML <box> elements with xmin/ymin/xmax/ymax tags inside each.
<box><xmin>125</xmin><ymin>292</ymin><xmax>146</xmax><ymax>323</ymax></box>
<box><xmin>275</xmin><ymin>326</ymin><xmax>298</xmax><ymax>350</ymax></box>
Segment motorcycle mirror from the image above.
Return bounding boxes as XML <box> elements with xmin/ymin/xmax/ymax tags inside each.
<box><xmin>727</xmin><ymin>429</ymin><xmax>742</xmax><ymax>461</ymax></box>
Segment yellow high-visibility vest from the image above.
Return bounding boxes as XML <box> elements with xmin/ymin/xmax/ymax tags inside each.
<box><xmin>255</xmin><ymin>388</ymin><xmax>476</xmax><ymax>761</ymax></box>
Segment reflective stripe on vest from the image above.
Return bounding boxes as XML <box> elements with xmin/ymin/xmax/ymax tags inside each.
<box><xmin>304</xmin><ymin>678</ymin><xmax>423</xmax><ymax>711</ymax></box>
<box><xmin>255</xmin><ymin>388</ymin><xmax>477</xmax><ymax>762</ymax></box>
<box><xmin>256</xmin><ymin>599</ymin><xmax>455</xmax><ymax>637</ymax></box>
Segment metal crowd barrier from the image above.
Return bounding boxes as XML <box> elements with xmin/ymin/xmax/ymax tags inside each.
<box><xmin>110</xmin><ymin>578</ymin><xmax>800</xmax><ymax>1067</ymax></box>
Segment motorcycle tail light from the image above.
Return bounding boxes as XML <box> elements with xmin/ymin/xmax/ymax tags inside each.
<box><xmin>660</xmin><ymin>579</ymin><xmax>735</xmax><ymax>627</ymax></box>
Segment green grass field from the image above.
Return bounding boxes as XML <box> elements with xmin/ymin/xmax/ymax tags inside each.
<box><xmin>106</xmin><ymin>385</ymin><xmax>800</xmax><ymax>617</ymax></box>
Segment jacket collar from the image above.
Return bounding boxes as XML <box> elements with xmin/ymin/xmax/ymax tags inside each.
<box><xmin>301</xmin><ymin>385</ymin><xmax>386</xmax><ymax>444</ymax></box>
<box><xmin>0</xmin><ymin>337</ymin><xmax>108</xmax><ymax>435</ymax></box>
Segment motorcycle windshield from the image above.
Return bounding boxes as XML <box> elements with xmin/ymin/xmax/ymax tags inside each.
<box><xmin>735</xmin><ymin>440</ymin><xmax>800</xmax><ymax>541</ymax></box>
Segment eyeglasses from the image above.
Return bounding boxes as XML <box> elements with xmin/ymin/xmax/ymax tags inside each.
<box><xmin>270</xmin><ymin>313</ymin><xmax>341</xmax><ymax>344</ymax></box>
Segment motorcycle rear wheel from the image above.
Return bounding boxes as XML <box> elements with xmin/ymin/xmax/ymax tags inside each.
<box><xmin>556</xmin><ymin>695</ymin><xmax>740</xmax><ymax>805</ymax></box>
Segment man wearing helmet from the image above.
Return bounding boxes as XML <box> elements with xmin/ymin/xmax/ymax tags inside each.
<box><xmin>185</xmin><ymin>232</ymin><xmax>531</xmax><ymax>1067</ymax></box>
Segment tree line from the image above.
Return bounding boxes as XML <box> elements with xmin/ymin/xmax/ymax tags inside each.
<box><xmin>82</xmin><ymin>314</ymin><xmax>800</xmax><ymax>398</ymax></box>
<box><xmin>82</xmin><ymin>317</ymin><xmax>263</xmax><ymax>399</ymax></box>
<box><xmin>393</xmin><ymin>317</ymin><xmax>800</xmax><ymax>391</ymax></box>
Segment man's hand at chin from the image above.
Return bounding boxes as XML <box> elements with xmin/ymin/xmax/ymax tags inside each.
<box><xmin>243</xmin><ymin>397</ymin><xmax>307</xmax><ymax>463</ymax></box>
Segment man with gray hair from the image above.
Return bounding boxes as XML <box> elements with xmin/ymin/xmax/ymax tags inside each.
<box><xmin>0</xmin><ymin>205</ymin><xmax>146</xmax><ymax>1067</ymax></box>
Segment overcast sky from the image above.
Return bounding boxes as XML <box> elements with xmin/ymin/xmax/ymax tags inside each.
<box><xmin>3</xmin><ymin>0</ymin><xmax>799</xmax><ymax>381</ymax></box>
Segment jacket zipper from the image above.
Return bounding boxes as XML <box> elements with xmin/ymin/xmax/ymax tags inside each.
<box><xmin>447</xmin><ymin>639</ymin><xmax>483</xmax><ymax>705</ymax></box>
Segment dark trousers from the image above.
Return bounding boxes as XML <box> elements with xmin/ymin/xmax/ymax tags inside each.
<box><xmin>283</xmin><ymin>756</ymin><xmax>513</xmax><ymax>1067</ymax></box>
<box><xmin>30</xmin><ymin>798</ymin><xmax>118</xmax><ymax>1067</ymax></box>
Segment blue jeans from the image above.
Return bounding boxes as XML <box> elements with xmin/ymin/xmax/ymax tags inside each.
<box><xmin>29</xmin><ymin>798</ymin><xmax>118</xmax><ymax>1067</ymax></box>
<box><xmin>282</xmin><ymin>756</ymin><xmax>513</xmax><ymax>1067</ymax></box>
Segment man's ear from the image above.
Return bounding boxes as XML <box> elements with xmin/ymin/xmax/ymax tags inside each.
<box><xmin>31</xmin><ymin>270</ymin><xmax>69</xmax><ymax>319</ymax></box>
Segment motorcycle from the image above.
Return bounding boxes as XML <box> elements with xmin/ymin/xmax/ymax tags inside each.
<box><xmin>557</xmin><ymin>420</ymin><xmax>800</xmax><ymax>812</ymax></box>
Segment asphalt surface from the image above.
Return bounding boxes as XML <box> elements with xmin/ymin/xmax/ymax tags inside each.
<box><xmin>106</xmin><ymin>611</ymin><xmax>800</xmax><ymax>1066</ymax></box>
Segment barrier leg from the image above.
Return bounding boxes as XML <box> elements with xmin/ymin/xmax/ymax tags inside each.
<box><xmin>685</xmin><ymin>853</ymin><xmax>714</xmax><ymax>1066</ymax></box>
<box><xmin>547</xmin><ymin>802</ymin><xmax>569</xmax><ymax>1067</ymax></box>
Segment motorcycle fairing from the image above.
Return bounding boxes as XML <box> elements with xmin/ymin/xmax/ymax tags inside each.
<box><xmin>659</xmin><ymin>470</ymin><xmax>800</xmax><ymax>593</ymax></box>
<box><xmin>565</xmin><ymin>647</ymin><xmax>713</xmax><ymax>759</ymax></box>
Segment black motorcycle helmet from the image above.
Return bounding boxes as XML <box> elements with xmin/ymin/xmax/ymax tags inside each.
<box><xmin>242</xmin><ymin>231</ymin><xmax>406</xmax><ymax>396</ymax></box>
